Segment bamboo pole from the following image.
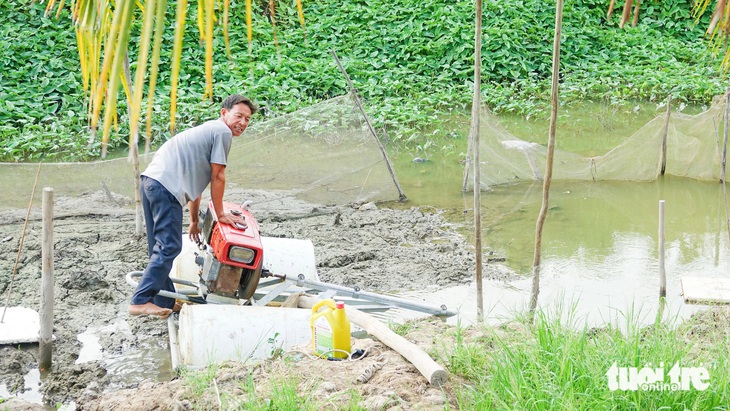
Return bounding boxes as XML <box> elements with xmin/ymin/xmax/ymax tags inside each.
<box><xmin>132</xmin><ymin>142</ymin><xmax>143</xmax><ymax>236</ymax></box>
<box><xmin>722</xmin><ymin>89</ymin><xmax>730</xmax><ymax>243</ymax></box>
<box><xmin>39</xmin><ymin>187</ymin><xmax>54</xmax><ymax>371</ymax></box>
<box><xmin>124</xmin><ymin>53</ymin><xmax>144</xmax><ymax>236</ymax></box>
<box><xmin>331</xmin><ymin>50</ymin><xmax>407</xmax><ymax>202</ymax></box>
<box><xmin>658</xmin><ymin>200</ymin><xmax>666</xmax><ymax>299</ymax></box>
<box><xmin>529</xmin><ymin>0</ymin><xmax>564</xmax><ymax>315</ymax></box>
<box><xmin>471</xmin><ymin>0</ymin><xmax>484</xmax><ymax>321</ymax></box>
<box><xmin>660</xmin><ymin>95</ymin><xmax>671</xmax><ymax>175</ymax></box>
<box><xmin>461</xmin><ymin>128</ymin><xmax>473</xmax><ymax>192</ymax></box>
<box><xmin>168</xmin><ymin>316</ymin><xmax>180</xmax><ymax>371</ymax></box>
<box><xmin>722</xmin><ymin>88</ymin><xmax>729</xmax><ymax>185</ymax></box>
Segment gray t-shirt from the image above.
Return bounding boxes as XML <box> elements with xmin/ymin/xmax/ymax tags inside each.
<box><xmin>142</xmin><ymin>119</ymin><xmax>232</xmax><ymax>206</ymax></box>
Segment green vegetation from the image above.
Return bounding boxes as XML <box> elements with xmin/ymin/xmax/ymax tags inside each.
<box><xmin>446</xmin><ymin>307</ymin><xmax>730</xmax><ymax>410</ymax></box>
<box><xmin>0</xmin><ymin>0</ymin><xmax>725</xmax><ymax>161</ymax></box>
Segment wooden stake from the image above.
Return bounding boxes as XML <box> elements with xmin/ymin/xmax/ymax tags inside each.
<box><xmin>631</xmin><ymin>0</ymin><xmax>641</xmax><ymax>27</ymax></box>
<box><xmin>722</xmin><ymin>89</ymin><xmax>730</xmax><ymax>243</ymax></box>
<box><xmin>660</xmin><ymin>95</ymin><xmax>671</xmax><ymax>175</ymax></box>
<box><xmin>620</xmin><ymin>0</ymin><xmax>633</xmax><ymax>28</ymax></box>
<box><xmin>530</xmin><ymin>0</ymin><xmax>564</xmax><ymax>316</ymax></box>
<box><xmin>331</xmin><ymin>50</ymin><xmax>407</xmax><ymax>202</ymax></box>
<box><xmin>722</xmin><ymin>88</ymin><xmax>729</xmax><ymax>185</ymax></box>
<box><xmin>471</xmin><ymin>0</ymin><xmax>484</xmax><ymax>322</ymax></box>
<box><xmin>607</xmin><ymin>0</ymin><xmax>616</xmax><ymax>20</ymax></box>
<box><xmin>39</xmin><ymin>187</ymin><xmax>54</xmax><ymax>371</ymax></box>
<box><xmin>658</xmin><ymin>200</ymin><xmax>666</xmax><ymax>299</ymax></box>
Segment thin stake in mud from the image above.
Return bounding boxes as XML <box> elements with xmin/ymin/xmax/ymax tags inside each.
<box><xmin>1</xmin><ymin>162</ymin><xmax>42</xmax><ymax>323</ymax></box>
<box><xmin>660</xmin><ymin>95</ymin><xmax>671</xmax><ymax>175</ymax></box>
<box><xmin>722</xmin><ymin>89</ymin><xmax>730</xmax><ymax>243</ymax></box>
<box><xmin>331</xmin><ymin>49</ymin><xmax>407</xmax><ymax>203</ymax></box>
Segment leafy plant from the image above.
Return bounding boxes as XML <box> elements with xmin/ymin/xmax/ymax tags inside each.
<box><xmin>1</xmin><ymin>0</ymin><xmax>725</xmax><ymax>161</ymax></box>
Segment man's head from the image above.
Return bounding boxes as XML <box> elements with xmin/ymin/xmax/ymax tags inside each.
<box><xmin>220</xmin><ymin>94</ymin><xmax>258</xmax><ymax>137</ymax></box>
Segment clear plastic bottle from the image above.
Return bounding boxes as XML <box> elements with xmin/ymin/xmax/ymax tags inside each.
<box><xmin>311</xmin><ymin>299</ymin><xmax>351</xmax><ymax>359</ymax></box>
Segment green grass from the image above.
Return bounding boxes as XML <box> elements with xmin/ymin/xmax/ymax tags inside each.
<box><xmin>448</xmin><ymin>306</ymin><xmax>730</xmax><ymax>410</ymax></box>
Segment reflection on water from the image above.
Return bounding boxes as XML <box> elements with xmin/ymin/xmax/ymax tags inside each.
<box><xmin>482</xmin><ymin>177</ymin><xmax>729</xmax><ymax>276</ymax></box>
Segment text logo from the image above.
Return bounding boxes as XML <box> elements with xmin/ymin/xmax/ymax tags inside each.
<box><xmin>606</xmin><ymin>362</ymin><xmax>710</xmax><ymax>391</ymax></box>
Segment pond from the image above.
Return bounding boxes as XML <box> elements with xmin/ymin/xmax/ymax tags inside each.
<box><xmin>390</xmin><ymin>101</ymin><xmax>728</xmax><ymax>327</ymax></box>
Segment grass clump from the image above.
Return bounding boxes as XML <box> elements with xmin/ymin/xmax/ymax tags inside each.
<box><xmin>448</xmin><ymin>306</ymin><xmax>730</xmax><ymax>410</ymax></box>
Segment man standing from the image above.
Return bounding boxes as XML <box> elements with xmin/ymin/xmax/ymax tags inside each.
<box><xmin>129</xmin><ymin>94</ymin><xmax>257</xmax><ymax>318</ymax></box>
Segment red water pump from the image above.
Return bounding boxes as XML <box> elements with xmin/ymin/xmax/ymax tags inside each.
<box><xmin>195</xmin><ymin>200</ymin><xmax>264</xmax><ymax>299</ymax></box>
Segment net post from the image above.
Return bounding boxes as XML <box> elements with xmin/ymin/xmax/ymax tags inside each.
<box><xmin>331</xmin><ymin>50</ymin><xmax>407</xmax><ymax>202</ymax></box>
<box><xmin>658</xmin><ymin>200</ymin><xmax>666</xmax><ymax>300</ymax></box>
<box><xmin>660</xmin><ymin>95</ymin><xmax>671</xmax><ymax>175</ymax></box>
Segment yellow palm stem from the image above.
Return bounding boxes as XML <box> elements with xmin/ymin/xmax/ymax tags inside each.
<box><xmin>204</xmin><ymin>0</ymin><xmax>214</xmax><ymax>100</ymax></box>
<box><xmin>169</xmin><ymin>0</ymin><xmax>189</xmax><ymax>133</ymax></box>
<box><xmin>100</xmin><ymin>0</ymin><xmax>135</xmax><ymax>157</ymax></box>
<box><xmin>129</xmin><ymin>0</ymin><xmax>157</xmax><ymax>151</ymax></box>
<box><xmin>145</xmin><ymin>0</ymin><xmax>168</xmax><ymax>152</ymax></box>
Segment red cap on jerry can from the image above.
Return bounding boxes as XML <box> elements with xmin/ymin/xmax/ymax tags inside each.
<box><xmin>336</xmin><ymin>301</ymin><xmax>345</xmax><ymax>309</ymax></box>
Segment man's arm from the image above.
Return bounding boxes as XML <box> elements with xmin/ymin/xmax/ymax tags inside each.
<box><xmin>188</xmin><ymin>195</ymin><xmax>202</xmax><ymax>242</ymax></box>
<box><xmin>210</xmin><ymin>163</ymin><xmax>227</xmax><ymax>217</ymax></box>
<box><xmin>210</xmin><ymin>163</ymin><xmax>244</xmax><ymax>227</ymax></box>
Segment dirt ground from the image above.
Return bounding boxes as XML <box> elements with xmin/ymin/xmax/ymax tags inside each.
<box><xmin>0</xmin><ymin>188</ymin><xmax>511</xmax><ymax>410</ymax></box>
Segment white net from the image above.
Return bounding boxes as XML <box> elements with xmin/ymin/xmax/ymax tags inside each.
<box><xmin>472</xmin><ymin>97</ymin><xmax>728</xmax><ymax>187</ymax></box>
<box><xmin>0</xmin><ymin>95</ymin><xmax>403</xmax><ymax>210</ymax></box>
<box><xmin>226</xmin><ymin>95</ymin><xmax>402</xmax><ymax>205</ymax></box>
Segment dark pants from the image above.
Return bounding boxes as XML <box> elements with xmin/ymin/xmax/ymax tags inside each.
<box><xmin>130</xmin><ymin>176</ymin><xmax>182</xmax><ymax>309</ymax></box>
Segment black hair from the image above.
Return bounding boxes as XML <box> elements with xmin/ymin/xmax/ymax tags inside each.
<box><xmin>221</xmin><ymin>94</ymin><xmax>258</xmax><ymax>114</ymax></box>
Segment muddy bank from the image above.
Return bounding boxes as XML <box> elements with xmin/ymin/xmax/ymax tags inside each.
<box><xmin>0</xmin><ymin>188</ymin><xmax>508</xmax><ymax>408</ymax></box>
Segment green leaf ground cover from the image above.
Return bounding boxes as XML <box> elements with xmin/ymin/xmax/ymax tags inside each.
<box><xmin>0</xmin><ymin>0</ymin><xmax>724</xmax><ymax>161</ymax></box>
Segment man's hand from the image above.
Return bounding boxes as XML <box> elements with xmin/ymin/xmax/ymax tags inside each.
<box><xmin>189</xmin><ymin>222</ymin><xmax>202</xmax><ymax>243</ymax></box>
<box><xmin>218</xmin><ymin>213</ymin><xmax>247</xmax><ymax>229</ymax></box>
<box><xmin>188</xmin><ymin>196</ymin><xmax>203</xmax><ymax>243</ymax></box>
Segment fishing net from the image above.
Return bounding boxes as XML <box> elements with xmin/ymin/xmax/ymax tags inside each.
<box><xmin>0</xmin><ymin>95</ymin><xmax>403</xmax><ymax>210</ymax></box>
<box><xmin>226</xmin><ymin>95</ymin><xmax>402</xmax><ymax>205</ymax></box>
<box><xmin>469</xmin><ymin>96</ymin><xmax>728</xmax><ymax>188</ymax></box>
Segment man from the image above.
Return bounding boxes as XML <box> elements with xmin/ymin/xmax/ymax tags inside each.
<box><xmin>129</xmin><ymin>94</ymin><xmax>257</xmax><ymax>319</ymax></box>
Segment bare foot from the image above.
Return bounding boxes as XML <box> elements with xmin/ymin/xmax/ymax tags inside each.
<box><xmin>128</xmin><ymin>302</ymin><xmax>173</xmax><ymax>319</ymax></box>
<box><xmin>172</xmin><ymin>301</ymin><xmax>184</xmax><ymax>312</ymax></box>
